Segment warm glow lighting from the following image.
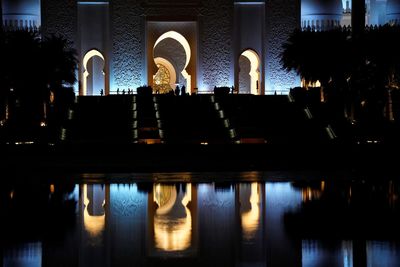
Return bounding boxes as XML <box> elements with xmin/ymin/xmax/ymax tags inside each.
<box><xmin>154</xmin><ymin>31</ymin><xmax>192</xmax><ymax>94</ymax></box>
<box><xmin>154</xmin><ymin>57</ymin><xmax>177</xmax><ymax>89</ymax></box>
<box><xmin>10</xmin><ymin>190</ymin><xmax>14</xmax><ymax>199</ymax></box>
<box><xmin>241</xmin><ymin>183</ymin><xmax>260</xmax><ymax>239</ymax></box>
<box><xmin>241</xmin><ymin>50</ymin><xmax>260</xmax><ymax>95</ymax></box>
<box><xmin>50</xmin><ymin>184</ymin><xmax>55</xmax><ymax>194</ymax></box>
<box><xmin>50</xmin><ymin>91</ymin><xmax>55</xmax><ymax>104</ymax></box>
<box><xmin>153</xmin><ymin>184</ymin><xmax>192</xmax><ymax>251</ymax></box>
<box><xmin>40</xmin><ymin>121</ymin><xmax>47</xmax><ymax>127</ymax></box>
<box><xmin>14</xmin><ymin>141</ymin><xmax>34</xmax><ymax>145</ymax></box>
<box><xmin>82</xmin><ymin>49</ymin><xmax>105</xmax><ymax>96</ymax></box>
<box><xmin>83</xmin><ymin>184</ymin><xmax>105</xmax><ymax>237</ymax></box>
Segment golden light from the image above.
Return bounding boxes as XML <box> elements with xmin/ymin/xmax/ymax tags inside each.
<box><xmin>241</xmin><ymin>183</ymin><xmax>260</xmax><ymax>239</ymax></box>
<box><xmin>153</xmin><ymin>57</ymin><xmax>177</xmax><ymax>91</ymax></box>
<box><xmin>50</xmin><ymin>184</ymin><xmax>55</xmax><ymax>194</ymax></box>
<box><xmin>154</xmin><ymin>31</ymin><xmax>192</xmax><ymax>94</ymax></box>
<box><xmin>82</xmin><ymin>49</ymin><xmax>105</xmax><ymax>96</ymax></box>
<box><xmin>49</xmin><ymin>91</ymin><xmax>55</xmax><ymax>104</ymax></box>
<box><xmin>10</xmin><ymin>190</ymin><xmax>14</xmax><ymax>199</ymax></box>
<box><xmin>241</xmin><ymin>50</ymin><xmax>260</xmax><ymax>95</ymax></box>
<box><xmin>83</xmin><ymin>184</ymin><xmax>105</xmax><ymax>237</ymax></box>
<box><xmin>153</xmin><ymin>183</ymin><xmax>192</xmax><ymax>251</ymax></box>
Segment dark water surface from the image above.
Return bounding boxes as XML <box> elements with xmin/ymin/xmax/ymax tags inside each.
<box><xmin>1</xmin><ymin>172</ymin><xmax>400</xmax><ymax>267</ymax></box>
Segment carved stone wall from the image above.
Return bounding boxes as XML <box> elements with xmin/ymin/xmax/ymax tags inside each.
<box><xmin>40</xmin><ymin>0</ymin><xmax>301</xmax><ymax>94</ymax></box>
<box><xmin>110</xmin><ymin>0</ymin><xmax>145</xmax><ymax>90</ymax></box>
<box><xmin>265</xmin><ymin>0</ymin><xmax>300</xmax><ymax>94</ymax></box>
<box><xmin>198</xmin><ymin>0</ymin><xmax>234</xmax><ymax>91</ymax></box>
<box><xmin>41</xmin><ymin>0</ymin><xmax>77</xmax><ymax>47</ymax></box>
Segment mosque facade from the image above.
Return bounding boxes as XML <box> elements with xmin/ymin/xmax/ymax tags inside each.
<box><xmin>1</xmin><ymin>0</ymin><xmax>400</xmax><ymax>96</ymax></box>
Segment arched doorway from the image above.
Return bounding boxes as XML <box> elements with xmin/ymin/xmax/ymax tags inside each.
<box><xmin>153</xmin><ymin>57</ymin><xmax>177</xmax><ymax>94</ymax></box>
<box><xmin>153</xmin><ymin>31</ymin><xmax>192</xmax><ymax>94</ymax></box>
<box><xmin>82</xmin><ymin>49</ymin><xmax>106</xmax><ymax>96</ymax></box>
<box><xmin>238</xmin><ymin>49</ymin><xmax>261</xmax><ymax>95</ymax></box>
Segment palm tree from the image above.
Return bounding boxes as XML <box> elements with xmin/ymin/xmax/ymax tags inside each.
<box><xmin>41</xmin><ymin>34</ymin><xmax>78</xmax><ymax>93</ymax></box>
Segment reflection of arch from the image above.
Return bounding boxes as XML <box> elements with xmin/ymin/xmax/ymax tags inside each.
<box><xmin>153</xmin><ymin>184</ymin><xmax>192</xmax><ymax>251</ymax></box>
<box><xmin>153</xmin><ymin>184</ymin><xmax>177</xmax><ymax>215</ymax></box>
<box><xmin>154</xmin><ymin>31</ymin><xmax>191</xmax><ymax>94</ymax></box>
<box><xmin>83</xmin><ymin>184</ymin><xmax>105</xmax><ymax>237</ymax></box>
<box><xmin>240</xmin><ymin>49</ymin><xmax>260</xmax><ymax>95</ymax></box>
<box><xmin>241</xmin><ymin>183</ymin><xmax>260</xmax><ymax>240</ymax></box>
<box><xmin>153</xmin><ymin>57</ymin><xmax>177</xmax><ymax>91</ymax></box>
<box><xmin>82</xmin><ymin>49</ymin><xmax>105</xmax><ymax>96</ymax></box>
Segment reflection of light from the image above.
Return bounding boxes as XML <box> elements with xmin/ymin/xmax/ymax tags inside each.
<box><xmin>3</xmin><ymin>242</ymin><xmax>42</xmax><ymax>267</ymax></box>
<box><xmin>302</xmin><ymin>186</ymin><xmax>323</xmax><ymax>203</ymax></box>
<box><xmin>15</xmin><ymin>141</ymin><xmax>34</xmax><ymax>145</ymax></box>
<box><xmin>50</xmin><ymin>91</ymin><xmax>55</xmax><ymax>104</ymax></box>
<box><xmin>154</xmin><ymin>184</ymin><xmax>192</xmax><ymax>251</ymax></box>
<box><xmin>83</xmin><ymin>184</ymin><xmax>105</xmax><ymax>237</ymax></box>
<box><xmin>10</xmin><ymin>190</ymin><xmax>14</xmax><ymax>199</ymax></box>
<box><xmin>50</xmin><ymin>184</ymin><xmax>55</xmax><ymax>194</ymax></box>
<box><xmin>241</xmin><ymin>183</ymin><xmax>260</xmax><ymax>239</ymax></box>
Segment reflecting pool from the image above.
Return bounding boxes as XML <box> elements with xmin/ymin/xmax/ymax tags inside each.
<box><xmin>1</xmin><ymin>173</ymin><xmax>400</xmax><ymax>266</ymax></box>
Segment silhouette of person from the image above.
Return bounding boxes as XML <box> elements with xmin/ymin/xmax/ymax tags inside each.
<box><xmin>117</xmin><ymin>88</ymin><xmax>120</xmax><ymax>95</ymax></box>
<box><xmin>175</xmin><ymin>85</ymin><xmax>180</xmax><ymax>96</ymax></box>
<box><xmin>181</xmin><ymin>85</ymin><xmax>186</xmax><ymax>96</ymax></box>
<box><xmin>100</xmin><ymin>89</ymin><xmax>104</xmax><ymax>96</ymax></box>
<box><xmin>231</xmin><ymin>86</ymin><xmax>235</xmax><ymax>94</ymax></box>
<box><xmin>122</xmin><ymin>89</ymin><xmax>125</xmax><ymax>95</ymax></box>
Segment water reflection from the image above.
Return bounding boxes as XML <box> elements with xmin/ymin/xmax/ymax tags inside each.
<box><xmin>1</xmin><ymin>175</ymin><xmax>400</xmax><ymax>266</ymax></box>
<box><xmin>83</xmin><ymin>184</ymin><xmax>106</xmax><ymax>237</ymax></box>
<box><xmin>153</xmin><ymin>183</ymin><xmax>192</xmax><ymax>251</ymax></box>
<box><xmin>240</xmin><ymin>183</ymin><xmax>260</xmax><ymax>240</ymax></box>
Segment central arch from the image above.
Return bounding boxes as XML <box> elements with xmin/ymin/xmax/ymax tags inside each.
<box><xmin>153</xmin><ymin>31</ymin><xmax>192</xmax><ymax>94</ymax></box>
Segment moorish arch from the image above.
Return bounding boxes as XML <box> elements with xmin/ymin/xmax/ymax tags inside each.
<box><xmin>82</xmin><ymin>49</ymin><xmax>106</xmax><ymax>96</ymax></box>
<box><xmin>239</xmin><ymin>49</ymin><xmax>261</xmax><ymax>95</ymax></box>
<box><xmin>153</xmin><ymin>31</ymin><xmax>192</xmax><ymax>94</ymax></box>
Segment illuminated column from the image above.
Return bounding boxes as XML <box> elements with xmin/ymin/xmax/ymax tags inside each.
<box><xmin>234</xmin><ymin>1</ymin><xmax>264</xmax><ymax>94</ymax></box>
<box><xmin>78</xmin><ymin>1</ymin><xmax>110</xmax><ymax>95</ymax></box>
<box><xmin>1</xmin><ymin>0</ymin><xmax>3</xmax><ymax>29</ymax></box>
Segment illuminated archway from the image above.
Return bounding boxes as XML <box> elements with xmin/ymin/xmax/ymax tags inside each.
<box><xmin>83</xmin><ymin>184</ymin><xmax>105</xmax><ymax>237</ymax></box>
<box><xmin>239</xmin><ymin>49</ymin><xmax>260</xmax><ymax>95</ymax></box>
<box><xmin>153</xmin><ymin>57</ymin><xmax>177</xmax><ymax>93</ymax></box>
<box><xmin>82</xmin><ymin>49</ymin><xmax>105</xmax><ymax>96</ymax></box>
<box><xmin>153</xmin><ymin>31</ymin><xmax>192</xmax><ymax>94</ymax></box>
